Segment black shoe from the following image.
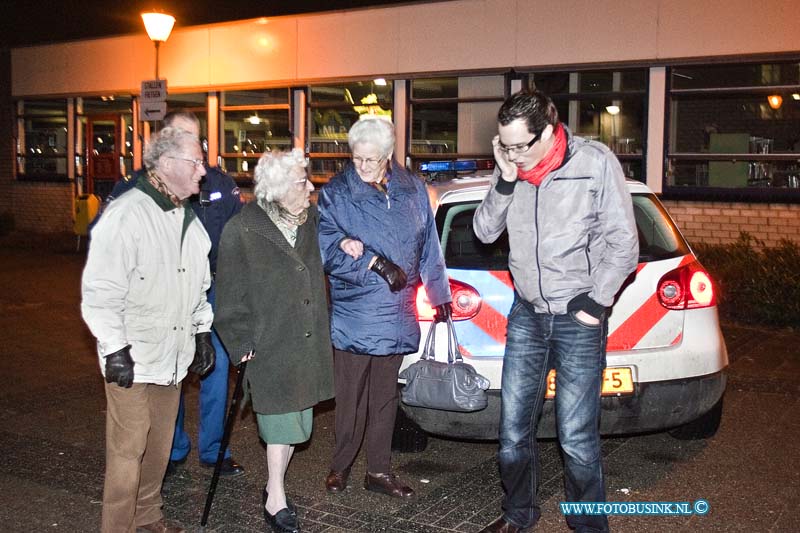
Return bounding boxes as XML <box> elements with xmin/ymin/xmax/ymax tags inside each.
<box><xmin>263</xmin><ymin>485</ymin><xmax>297</xmax><ymax>518</ymax></box>
<box><xmin>199</xmin><ymin>457</ymin><xmax>245</xmax><ymax>477</ymax></box>
<box><xmin>264</xmin><ymin>507</ymin><xmax>299</xmax><ymax>533</ymax></box>
<box><xmin>164</xmin><ymin>456</ymin><xmax>187</xmax><ymax>478</ymax></box>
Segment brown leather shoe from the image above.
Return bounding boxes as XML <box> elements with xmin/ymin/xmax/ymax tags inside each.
<box><xmin>364</xmin><ymin>472</ymin><xmax>414</xmax><ymax>499</ymax></box>
<box><xmin>325</xmin><ymin>468</ymin><xmax>350</xmax><ymax>493</ymax></box>
<box><xmin>136</xmin><ymin>518</ymin><xmax>185</xmax><ymax>533</ymax></box>
<box><xmin>479</xmin><ymin>516</ymin><xmax>525</xmax><ymax>533</ymax></box>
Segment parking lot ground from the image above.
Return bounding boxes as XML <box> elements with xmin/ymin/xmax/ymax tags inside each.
<box><xmin>0</xmin><ymin>244</ymin><xmax>797</xmax><ymax>532</ymax></box>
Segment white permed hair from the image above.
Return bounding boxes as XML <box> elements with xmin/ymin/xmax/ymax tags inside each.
<box><xmin>347</xmin><ymin>115</ymin><xmax>395</xmax><ymax>159</ymax></box>
<box><xmin>253</xmin><ymin>148</ymin><xmax>308</xmax><ymax>204</ymax></box>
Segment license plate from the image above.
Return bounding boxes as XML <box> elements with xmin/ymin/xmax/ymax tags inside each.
<box><xmin>544</xmin><ymin>367</ymin><xmax>634</xmax><ymax>399</ymax></box>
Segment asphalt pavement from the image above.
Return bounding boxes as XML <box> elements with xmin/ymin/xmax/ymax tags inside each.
<box><xmin>0</xmin><ymin>239</ymin><xmax>797</xmax><ymax>532</ymax></box>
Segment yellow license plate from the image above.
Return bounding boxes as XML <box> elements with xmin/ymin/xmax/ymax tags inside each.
<box><xmin>544</xmin><ymin>367</ymin><xmax>634</xmax><ymax>399</ymax></box>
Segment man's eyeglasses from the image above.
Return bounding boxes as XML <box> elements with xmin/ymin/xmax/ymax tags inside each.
<box><xmin>498</xmin><ymin>132</ymin><xmax>542</xmax><ymax>155</ymax></box>
<box><xmin>293</xmin><ymin>175</ymin><xmax>310</xmax><ymax>187</ymax></box>
<box><xmin>169</xmin><ymin>156</ymin><xmax>204</xmax><ymax>169</ymax></box>
<box><xmin>352</xmin><ymin>156</ymin><xmax>384</xmax><ymax>169</ymax></box>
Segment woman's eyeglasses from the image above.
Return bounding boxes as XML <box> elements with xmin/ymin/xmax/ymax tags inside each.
<box><xmin>497</xmin><ymin>132</ymin><xmax>542</xmax><ymax>155</ymax></box>
<box><xmin>352</xmin><ymin>156</ymin><xmax>385</xmax><ymax>169</ymax></box>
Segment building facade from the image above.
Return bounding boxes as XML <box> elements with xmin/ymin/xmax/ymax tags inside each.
<box><xmin>3</xmin><ymin>0</ymin><xmax>799</xmax><ymax>246</ymax></box>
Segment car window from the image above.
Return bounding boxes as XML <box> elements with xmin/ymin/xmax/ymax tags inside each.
<box><xmin>436</xmin><ymin>201</ymin><xmax>509</xmax><ymax>270</ymax></box>
<box><xmin>632</xmin><ymin>193</ymin><xmax>690</xmax><ymax>261</ymax></box>
<box><xmin>436</xmin><ymin>194</ymin><xmax>689</xmax><ymax>268</ymax></box>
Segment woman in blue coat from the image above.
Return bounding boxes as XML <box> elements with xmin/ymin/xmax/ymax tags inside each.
<box><xmin>318</xmin><ymin>116</ymin><xmax>451</xmax><ymax>499</ymax></box>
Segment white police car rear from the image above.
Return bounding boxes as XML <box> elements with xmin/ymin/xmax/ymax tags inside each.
<box><xmin>397</xmin><ymin>163</ymin><xmax>728</xmax><ymax>446</ymax></box>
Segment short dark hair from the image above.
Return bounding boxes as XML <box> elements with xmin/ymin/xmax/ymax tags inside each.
<box><xmin>497</xmin><ymin>90</ymin><xmax>559</xmax><ymax>134</ymax></box>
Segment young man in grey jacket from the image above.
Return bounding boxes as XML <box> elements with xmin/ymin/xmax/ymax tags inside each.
<box><xmin>474</xmin><ymin>90</ymin><xmax>638</xmax><ymax>533</ymax></box>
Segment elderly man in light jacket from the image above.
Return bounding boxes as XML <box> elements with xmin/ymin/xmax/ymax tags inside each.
<box><xmin>82</xmin><ymin>126</ymin><xmax>215</xmax><ymax>533</ymax></box>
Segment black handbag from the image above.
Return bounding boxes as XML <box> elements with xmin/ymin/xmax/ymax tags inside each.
<box><xmin>399</xmin><ymin>315</ymin><xmax>490</xmax><ymax>412</ymax></box>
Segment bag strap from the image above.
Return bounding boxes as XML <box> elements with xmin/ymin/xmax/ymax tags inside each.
<box><xmin>445</xmin><ymin>315</ymin><xmax>464</xmax><ymax>364</ymax></box>
<box><xmin>419</xmin><ymin>316</ymin><xmax>464</xmax><ymax>365</ymax></box>
<box><xmin>420</xmin><ymin>319</ymin><xmax>437</xmax><ymax>361</ymax></box>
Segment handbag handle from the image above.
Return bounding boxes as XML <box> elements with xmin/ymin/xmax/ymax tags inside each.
<box><xmin>445</xmin><ymin>315</ymin><xmax>464</xmax><ymax>364</ymax></box>
<box><xmin>420</xmin><ymin>315</ymin><xmax>463</xmax><ymax>365</ymax></box>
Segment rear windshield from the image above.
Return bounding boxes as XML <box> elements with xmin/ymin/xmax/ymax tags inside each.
<box><xmin>435</xmin><ymin>193</ymin><xmax>689</xmax><ymax>270</ymax></box>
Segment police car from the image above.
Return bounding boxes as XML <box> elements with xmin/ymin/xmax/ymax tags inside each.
<box><xmin>396</xmin><ymin>161</ymin><xmax>728</xmax><ymax>448</ymax></box>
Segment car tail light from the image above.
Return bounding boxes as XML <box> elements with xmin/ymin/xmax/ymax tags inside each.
<box><xmin>657</xmin><ymin>260</ymin><xmax>716</xmax><ymax>310</ymax></box>
<box><xmin>416</xmin><ymin>279</ymin><xmax>482</xmax><ymax>321</ymax></box>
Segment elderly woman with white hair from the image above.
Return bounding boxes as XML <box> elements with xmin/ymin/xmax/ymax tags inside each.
<box><xmin>317</xmin><ymin>116</ymin><xmax>452</xmax><ymax>500</ymax></box>
<box><xmin>214</xmin><ymin>149</ymin><xmax>334</xmax><ymax>533</ymax></box>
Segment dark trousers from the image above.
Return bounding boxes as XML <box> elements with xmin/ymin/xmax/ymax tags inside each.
<box><xmin>330</xmin><ymin>349</ymin><xmax>403</xmax><ymax>474</ymax></box>
<box><xmin>171</xmin><ymin>283</ymin><xmax>231</xmax><ymax>463</ymax></box>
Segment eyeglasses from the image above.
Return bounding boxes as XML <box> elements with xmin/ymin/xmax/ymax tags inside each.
<box><xmin>498</xmin><ymin>132</ymin><xmax>542</xmax><ymax>155</ymax></box>
<box><xmin>293</xmin><ymin>175</ymin><xmax>310</xmax><ymax>187</ymax></box>
<box><xmin>169</xmin><ymin>156</ymin><xmax>204</xmax><ymax>169</ymax></box>
<box><xmin>352</xmin><ymin>155</ymin><xmax>385</xmax><ymax>169</ymax></box>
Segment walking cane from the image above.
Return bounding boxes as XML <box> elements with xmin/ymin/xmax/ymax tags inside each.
<box><xmin>200</xmin><ymin>359</ymin><xmax>248</xmax><ymax>527</ymax></box>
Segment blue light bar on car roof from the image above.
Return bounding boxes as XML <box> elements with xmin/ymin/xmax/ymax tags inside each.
<box><xmin>418</xmin><ymin>160</ymin><xmax>494</xmax><ymax>172</ymax></box>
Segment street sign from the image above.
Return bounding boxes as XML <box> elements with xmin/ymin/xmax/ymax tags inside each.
<box><xmin>141</xmin><ymin>79</ymin><xmax>167</xmax><ymax>104</ymax></box>
<box><xmin>140</xmin><ymin>101</ymin><xmax>167</xmax><ymax>121</ymax></box>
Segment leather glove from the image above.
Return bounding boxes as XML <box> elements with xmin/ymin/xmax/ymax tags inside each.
<box><xmin>189</xmin><ymin>332</ymin><xmax>216</xmax><ymax>376</ymax></box>
<box><xmin>370</xmin><ymin>255</ymin><xmax>408</xmax><ymax>292</ymax></box>
<box><xmin>434</xmin><ymin>302</ymin><xmax>452</xmax><ymax>323</ymax></box>
<box><xmin>105</xmin><ymin>345</ymin><xmax>134</xmax><ymax>388</ymax></box>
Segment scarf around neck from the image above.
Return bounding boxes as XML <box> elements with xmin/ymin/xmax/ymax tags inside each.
<box><xmin>516</xmin><ymin>123</ymin><xmax>567</xmax><ymax>187</ymax></box>
<box><xmin>146</xmin><ymin>168</ymin><xmax>183</xmax><ymax>207</ymax></box>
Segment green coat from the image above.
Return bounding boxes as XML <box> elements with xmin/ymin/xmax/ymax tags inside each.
<box><xmin>214</xmin><ymin>202</ymin><xmax>334</xmax><ymax>415</ymax></box>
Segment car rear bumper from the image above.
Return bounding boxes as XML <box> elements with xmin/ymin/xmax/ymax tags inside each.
<box><xmin>400</xmin><ymin>370</ymin><xmax>727</xmax><ymax>440</ymax></box>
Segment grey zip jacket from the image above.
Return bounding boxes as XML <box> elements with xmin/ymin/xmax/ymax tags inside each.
<box><xmin>473</xmin><ymin>125</ymin><xmax>639</xmax><ymax>318</ymax></box>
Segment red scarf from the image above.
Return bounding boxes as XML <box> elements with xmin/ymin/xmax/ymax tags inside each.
<box><xmin>517</xmin><ymin>124</ymin><xmax>566</xmax><ymax>186</ymax></box>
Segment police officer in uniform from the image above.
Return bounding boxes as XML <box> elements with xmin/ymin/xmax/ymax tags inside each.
<box><xmin>103</xmin><ymin>110</ymin><xmax>245</xmax><ymax>476</ymax></box>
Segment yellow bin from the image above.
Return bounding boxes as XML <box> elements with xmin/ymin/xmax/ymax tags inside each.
<box><xmin>74</xmin><ymin>193</ymin><xmax>101</xmax><ymax>237</ymax></box>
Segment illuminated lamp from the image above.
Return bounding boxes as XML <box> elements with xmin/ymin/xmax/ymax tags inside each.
<box><xmin>767</xmin><ymin>94</ymin><xmax>783</xmax><ymax>110</ymax></box>
<box><xmin>141</xmin><ymin>12</ymin><xmax>176</xmax><ymax>79</ymax></box>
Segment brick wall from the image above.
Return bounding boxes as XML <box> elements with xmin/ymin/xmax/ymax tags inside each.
<box><xmin>1</xmin><ymin>46</ymin><xmax>74</xmax><ymax>235</ymax></box>
<box><xmin>11</xmin><ymin>181</ymin><xmax>75</xmax><ymax>233</ymax></box>
<box><xmin>661</xmin><ymin>199</ymin><xmax>800</xmax><ymax>248</ymax></box>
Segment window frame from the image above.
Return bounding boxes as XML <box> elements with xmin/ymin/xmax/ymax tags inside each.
<box><xmin>663</xmin><ymin>61</ymin><xmax>800</xmax><ymax>203</ymax></box>
<box><xmin>408</xmin><ymin>75</ymin><xmax>507</xmax><ymax>173</ymax></box>
<box><xmin>218</xmin><ymin>89</ymin><xmax>293</xmax><ymax>185</ymax></box>
<box><xmin>15</xmin><ymin>99</ymin><xmax>70</xmax><ymax>182</ymax></box>
<box><xmin>523</xmin><ymin>68</ymin><xmax>649</xmax><ymax>183</ymax></box>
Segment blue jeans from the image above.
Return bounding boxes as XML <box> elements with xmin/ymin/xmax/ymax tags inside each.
<box><xmin>498</xmin><ymin>297</ymin><xmax>609</xmax><ymax>532</ymax></box>
<box><xmin>171</xmin><ymin>283</ymin><xmax>232</xmax><ymax>464</ymax></box>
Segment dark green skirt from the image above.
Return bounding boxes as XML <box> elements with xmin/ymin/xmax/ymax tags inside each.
<box><xmin>256</xmin><ymin>408</ymin><xmax>313</xmax><ymax>445</ymax></box>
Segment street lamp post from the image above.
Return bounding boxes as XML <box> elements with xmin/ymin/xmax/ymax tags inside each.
<box><xmin>141</xmin><ymin>12</ymin><xmax>175</xmax><ymax>80</ymax></box>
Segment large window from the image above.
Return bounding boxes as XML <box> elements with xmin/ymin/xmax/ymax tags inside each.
<box><xmin>16</xmin><ymin>99</ymin><xmax>68</xmax><ymax>180</ymax></box>
<box><xmin>409</xmin><ymin>76</ymin><xmax>505</xmax><ymax>172</ymax></box>
<box><xmin>307</xmin><ymin>80</ymin><xmax>393</xmax><ymax>183</ymax></box>
<box><xmin>526</xmin><ymin>69</ymin><xmax>647</xmax><ymax>181</ymax></box>
<box><xmin>219</xmin><ymin>89</ymin><xmax>291</xmax><ymax>183</ymax></box>
<box><xmin>166</xmin><ymin>92</ymin><xmax>208</xmax><ymax>143</ymax></box>
<box><xmin>666</xmin><ymin>61</ymin><xmax>800</xmax><ymax>199</ymax></box>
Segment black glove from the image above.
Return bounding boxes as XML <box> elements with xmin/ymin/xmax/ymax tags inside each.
<box><xmin>105</xmin><ymin>345</ymin><xmax>134</xmax><ymax>388</ymax></box>
<box><xmin>370</xmin><ymin>255</ymin><xmax>408</xmax><ymax>292</ymax></box>
<box><xmin>189</xmin><ymin>332</ymin><xmax>216</xmax><ymax>376</ymax></box>
<box><xmin>434</xmin><ymin>303</ymin><xmax>452</xmax><ymax>323</ymax></box>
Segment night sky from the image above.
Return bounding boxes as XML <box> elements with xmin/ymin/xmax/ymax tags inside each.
<box><xmin>2</xmin><ymin>0</ymin><xmax>427</xmax><ymax>47</ymax></box>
